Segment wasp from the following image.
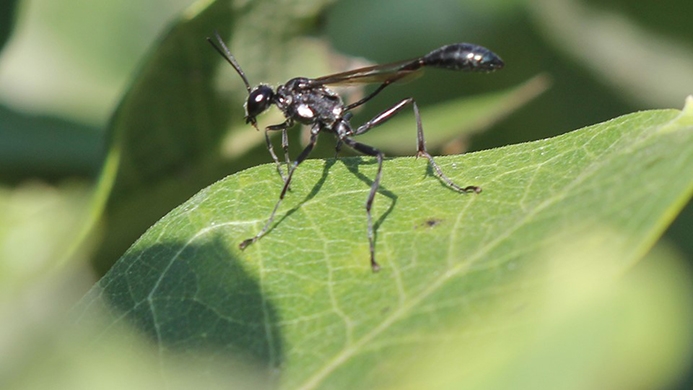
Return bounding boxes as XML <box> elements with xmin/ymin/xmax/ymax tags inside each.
<box><xmin>208</xmin><ymin>32</ymin><xmax>503</xmax><ymax>271</ymax></box>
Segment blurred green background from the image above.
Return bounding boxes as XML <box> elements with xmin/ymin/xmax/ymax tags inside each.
<box><xmin>0</xmin><ymin>0</ymin><xmax>691</xmax><ymax>388</ymax></box>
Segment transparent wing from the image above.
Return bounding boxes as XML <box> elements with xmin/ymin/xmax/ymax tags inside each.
<box><xmin>309</xmin><ymin>58</ymin><xmax>424</xmax><ymax>86</ymax></box>
<box><xmin>309</xmin><ymin>43</ymin><xmax>504</xmax><ymax>87</ymax></box>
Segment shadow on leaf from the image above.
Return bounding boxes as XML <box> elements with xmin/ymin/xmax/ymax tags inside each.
<box><xmin>87</xmin><ymin>234</ymin><xmax>283</xmax><ymax>377</ymax></box>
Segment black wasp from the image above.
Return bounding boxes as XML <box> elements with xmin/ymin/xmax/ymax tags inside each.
<box><xmin>207</xmin><ymin>32</ymin><xmax>504</xmax><ymax>272</ymax></box>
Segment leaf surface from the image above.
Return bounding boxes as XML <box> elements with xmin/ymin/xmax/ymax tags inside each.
<box><xmin>82</xmin><ymin>99</ymin><xmax>693</xmax><ymax>388</ymax></box>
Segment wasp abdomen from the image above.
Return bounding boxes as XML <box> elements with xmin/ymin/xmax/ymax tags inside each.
<box><xmin>422</xmin><ymin>43</ymin><xmax>504</xmax><ymax>72</ymax></box>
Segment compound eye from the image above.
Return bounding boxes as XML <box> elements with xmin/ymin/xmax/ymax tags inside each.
<box><xmin>245</xmin><ymin>85</ymin><xmax>274</xmax><ymax>123</ymax></box>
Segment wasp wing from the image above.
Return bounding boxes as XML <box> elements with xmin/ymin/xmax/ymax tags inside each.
<box><xmin>309</xmin><ymin>43</ymin><xmax>503</xmax><ymax>87</ymax></box>
<box><xmin>309</xmin><ymin>58</ymin><xmax>424</xmax><ymax>86</ymax></box>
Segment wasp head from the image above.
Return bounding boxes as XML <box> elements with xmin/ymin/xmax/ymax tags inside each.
<box><xmin>244</xmin><ymin>85</ymin><xmax>274</xmax><ymax>129</ymax></box>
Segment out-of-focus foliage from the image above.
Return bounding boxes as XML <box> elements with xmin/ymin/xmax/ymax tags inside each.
<box><xmin>1</xmin><ymin>0</ymin><xmax>691</xmax><ymax>388</ymax></box>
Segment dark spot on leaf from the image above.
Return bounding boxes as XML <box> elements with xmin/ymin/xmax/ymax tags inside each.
<box><xmin>414</xmin><ymin>218</ymin><xmax>443</xmax><ymax>229</ymax></box>
<box><xmin>425</xmin><ymin>218</ymin><xmax>442</xmax><ymax>227</ymax></box>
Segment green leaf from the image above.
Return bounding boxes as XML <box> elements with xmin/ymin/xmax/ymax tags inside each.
<box><xmin>0</xmin><ymin>0</ymin><xmax>19</xmax><ymax>53</ymax></box>
<box><xmin>0</xmin><ymin>105</ymin><xmax>102</xmax><ymax>182</ymax></box>
<box><xmin>80</xmin><ymin>99</ymin><xmax>693</xmax><ymax>388</ymax></box>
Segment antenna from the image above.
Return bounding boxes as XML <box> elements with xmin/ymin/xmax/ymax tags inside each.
<box><xmin>206</xmin><ymin>31</ymin><xmax>252</xmax><ymax>93</ymax></box>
